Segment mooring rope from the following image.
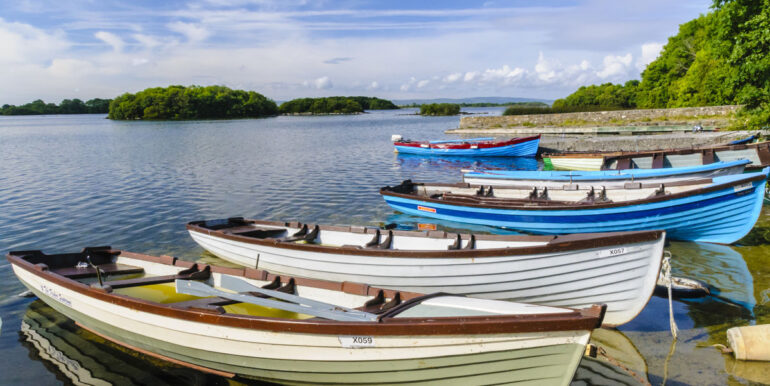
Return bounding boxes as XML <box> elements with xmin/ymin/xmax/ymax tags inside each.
<box><xmin>663</xmin><ymin>251</ymin><xmax>679</xmax><ymax>339</ymax></box>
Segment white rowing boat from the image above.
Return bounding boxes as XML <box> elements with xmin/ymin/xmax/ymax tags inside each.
<box><xmin>8</xmin><ymin>247</ymin><xmax>604</xmax><ymax>385</ymax></box>
<box><xmin>187</xmin><ymin>218</ymin><xmax>665</xmax><ymax>326</ymax></box>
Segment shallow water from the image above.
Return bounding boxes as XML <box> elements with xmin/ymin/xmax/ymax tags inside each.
<box><xmin>0</xmin><ymin>110</ymin><xmax>768</xmax><ymax>385</ymax></box>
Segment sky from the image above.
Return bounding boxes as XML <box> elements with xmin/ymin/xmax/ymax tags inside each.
<box><xmin>0</xmin><ymin>0</ymin><xmax>712</xmax><ymax>105</ymax></box>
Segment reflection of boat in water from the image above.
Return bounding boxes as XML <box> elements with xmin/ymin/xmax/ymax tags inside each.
<box><xmin>666</xmin><ymin>241</ymin><xmax>756</xmax><ymax>313</ymax></box>
<box><xmin>19</xmin><ymin>300</ymin><xmax>233</xmax><ymax>386</ymax></box>
<box><xmin>385</xmin><ymin>212</ymin><xmax>523</xmax><ymax>235</ymax></box>
<box><xmin>571</xmin><ymin>329</ymin><xmax>649</xmax><ymax>386</ymax></box>
<box><xmin>395</xmin><ymin>152</ymin><xmax>539</xmax><ymax>173</ymax></box>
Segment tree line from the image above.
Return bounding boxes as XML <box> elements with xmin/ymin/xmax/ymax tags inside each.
<box><xmin>1</xmin><ymin>98</ymin><xmax>111</xmax><ymax>115</ymax></box>
<box><xmin>419</xmin><ymin>103</ymin><xmax>461</xmax><ymax>116</ymax></box>
<box><xmin>279</xmin><ymin>96</ymin><xmax>398</xmax><ymax>114</ymax></box>
<box><xmin>553</xmin><ymin>0</ymin><xmax>770</xmax><ymax>127</ymax></box>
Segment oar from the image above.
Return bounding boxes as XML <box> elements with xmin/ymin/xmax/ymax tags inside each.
<box><xmin>175</xmin><ymin>279</ymin><xmax>378</xmax><ymax>322</ymax></box>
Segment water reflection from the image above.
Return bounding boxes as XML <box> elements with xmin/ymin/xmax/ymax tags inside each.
<box><xmin>20</xmin><ymin>301</ymin><xmax>248</xmax><ymax>386</ymax></box>
<box><xmin>395</xmin><ymin>153</ymin><xmax>539</xmax><ymax>178</ymax></box>
<box><xmin>385</xmin><ymin>212</ymin><xmax>523</xmax><ymax>234</ymax></box>
<box><xmin>570</xmin><ymin>329</ymin><xmax>649</xmax><ymax>386</ymax></box>
<box><xmin>667</xmin><ymin>242</ymin><xmax>755</xmax><ymax>314</ymax></box>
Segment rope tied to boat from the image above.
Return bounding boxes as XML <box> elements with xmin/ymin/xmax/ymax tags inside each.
<box><xmin>663</xmin><ymin>251</ymin><xmax>679</xmax><ymax>340</ymax></box>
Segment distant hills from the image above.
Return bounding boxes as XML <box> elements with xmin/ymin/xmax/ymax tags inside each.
<box><xmin>391</xmin><ymin>97</ymin><xmax>553</xmax><ymax>106</ymax></box>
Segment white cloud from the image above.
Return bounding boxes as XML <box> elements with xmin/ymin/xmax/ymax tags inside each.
<box><xmin>416</xmin><ymin>79</ymin><xmax>430</xmax><ymax>88</ymax></box>
<box><xmin>167</xmin><ymin>22</ymin><xmax>210</xmax><ymax>43</ymax></box>
<box><xmin>94</xmin><ymin>31</ymin><xmax>124</xmax><ymax>52</ymax></box>
<box><xmin>442</xmin><ymin>72</ymin><xmax>462</xmax><ymax>83</ymax></box>
<box><xmin>463</xmin><ymin>71</ymin><xmax>478</xmax><ymax>82</ymax></box>
<box><xmin>637</xmin><ymin>42</ymin><xmax>664</xmax><ymax>70</ymax></box>
<box><xmin>367</xmin><ymin>81</ymin><xmax>379</xmax><ymax>90</ymax></box>
<box><xmin>596</xmin><ymin>53</ymin><xmax>633</xmax><ymax>79</ymax></box>
<box><xmin>0</xmin><ymin>18</ymin><xmax>70</xmax><ymax>64</ymax></box>
<box><xmin>312</xmin><ymin>76</ymin><xmax>332</xmax><ymax>89</ymax></box>
<box><xmin>133</xmin><ymin>33</ymin><xmax>162</xmax><ymax>49</ymax></box>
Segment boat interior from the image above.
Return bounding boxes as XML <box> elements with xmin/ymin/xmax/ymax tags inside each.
<box><xmin>604</xmin><ymin>148</ymin><xmax>763</xmax><ymax>170</ymax></box>
<box><xmin>11</xmin><ymin>247</ymin><xmax>572</xmax><ymax>321</ymax></box>
<box><xmin>191</xmin><ymin>218</ymin><xmax>553</xmax><ymax>251</ymax></box>
<box><xmin>388</xmin><ymin>174</ymin><xmax>756</xmax><ymax>206</ymax></box>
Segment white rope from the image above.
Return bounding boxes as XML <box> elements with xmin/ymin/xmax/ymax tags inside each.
<box><xmin>663</xmin><ymin>251</ymin><xmax>679</xmax><ymax>339</ymax></box>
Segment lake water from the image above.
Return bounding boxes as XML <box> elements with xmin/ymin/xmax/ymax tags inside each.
<box><xmin>0</xmin><ymin>109</ymin><xmax>768</xmax><ymax>385</ymax></box>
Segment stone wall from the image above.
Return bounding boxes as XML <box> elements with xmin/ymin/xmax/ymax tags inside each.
<box><xmin>458</xmin><ymin>105</ymin><xmax>742</xmax><ymax>131</ymax></box>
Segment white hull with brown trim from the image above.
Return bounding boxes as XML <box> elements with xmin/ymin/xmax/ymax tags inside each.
<box><xmin>187</xmin><ymin>219</ymin><xmax>665</xmax><ymax>327</ymax></box>
<box><xmin>8</xmin><ymin>248</ymin><xmax>603</xmax><ymax>385</ymax></box>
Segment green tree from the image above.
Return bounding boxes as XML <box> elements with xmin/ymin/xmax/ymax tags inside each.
<box><xmin>107</xmin><ymin>85</ymin><xmax>278</xmax><ymax>120</ymax></box>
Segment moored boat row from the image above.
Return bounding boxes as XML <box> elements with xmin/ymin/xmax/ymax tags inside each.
<box><xmin>9</xmin><ymin>128</ymin><xmax>769</xmax><ymax>384</ymax></box>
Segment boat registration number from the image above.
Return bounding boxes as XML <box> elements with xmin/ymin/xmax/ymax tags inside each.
<box><xmin>733</xmin><ymin>182</ymin><xmax>754</xmax><ymax>192</ymax></box>
<box><xmin>599</xmin><ymin>247</ymin><xmax>626</xmax><ymax>258</ymax></box>
<box><xmin>417</xmin><ymin>206</ymin><xmax>436</xmax><ymax>213</ymax></box>
<box><xmin>339</xmin><ymin>335</ymin><xmax>375</xmax><ymax>348</ymax></box>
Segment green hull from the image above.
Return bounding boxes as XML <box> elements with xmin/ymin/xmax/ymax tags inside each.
<box><xmin>27</xmin><ymin>285</ymin><xmax>584</xmax><ymax>386</ymax></box>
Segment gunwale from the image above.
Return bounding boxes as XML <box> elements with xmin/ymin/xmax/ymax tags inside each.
<box><xmin>7</xmin><ymin>249</ymin><xmax>605</xmax><ymax>336</ymax></box>
<box><xmin>380</xmin><ymin>171</ymin><xmax>767</xmax><ymax>211</ymax></box>
<box><xmin>186</xmin><ymin>219</ymin><xmax>664</xmax><ymax>259</ymax></box>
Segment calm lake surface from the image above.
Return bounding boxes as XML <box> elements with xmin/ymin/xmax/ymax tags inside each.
<box><xmin>1</xmin><ymin>109</ymin><xmax>768</xmax><ymax>385</ymax></box>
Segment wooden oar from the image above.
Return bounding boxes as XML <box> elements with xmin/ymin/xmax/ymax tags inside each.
<box><xmin>175</xmin><ymin>279</ymin><xmax>379</xmax><ymax>322</ymax></box>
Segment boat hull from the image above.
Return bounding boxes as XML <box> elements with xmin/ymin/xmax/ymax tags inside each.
<box><xmin>546</xmin><ymin>156</ymin><xmax>604</xmax><ymax>171</ymax></box>
<box><xmin>189</xmin><ymin>228</ymin><xmax>664</xmax><ymax>327</ymax></box>
<box><xmin>545</xmin><ymin>141</ymin><xmax>770</xmax><ymax>171</ymax></box>
<box><xmin>395</xmin><ymin>137</ymin><xmax>539</xmax><ymax>157</ymax></box>
<box><xmin>382</xmin><ymin>176</ymin><xmax>767</xmax><ymax>244</ymax></box>
<box><xmin>12</xmin><ymin>264</ymin><xmax>588</xmax><ymax>385</ymax></box>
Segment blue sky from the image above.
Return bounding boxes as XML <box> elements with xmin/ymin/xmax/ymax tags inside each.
<box><xmin>0</xmin><ymin>0</ymin><xmax>711</xmax><ymax>104</ymax></box>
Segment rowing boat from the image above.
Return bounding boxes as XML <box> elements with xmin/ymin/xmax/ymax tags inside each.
<box><xmin>8</xmin><ymin>247</ymin><xmax>604</xmax><ymax>385</ymax></box>
<box><xmin>393</xmin><ymin>135</ymin><xmax>540</xmax><ymax>157</ymax></box>
<box><xmin>380</xmin><ymin>168</ymin><xmax>769</xmax><ymax>244</ymax></box>
<box><xmin>187</xmin><ymin>218</ymin><xmax>664</xmax><ymax>327</ymax></box>
<box><xmin>463</xmin><ymin>160</ymin><xmax>749</xmax><ymax>189</ymax></box>
<box><xmin>543</xmin><ymin>141</ymin><xmax>770</xmax><ymax>171</ymax></box>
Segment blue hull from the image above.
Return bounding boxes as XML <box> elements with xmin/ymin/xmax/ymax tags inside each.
<box><xmin>382</xmin><ymin>170</ymin><xmax>769</xmax><ymax>244</ymax></box>
<box><xmin>395</xmin><ymin>138</ymin><xmax>539</xmax><ymax>157</ymax></box>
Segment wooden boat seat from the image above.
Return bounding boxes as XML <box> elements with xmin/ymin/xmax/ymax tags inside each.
<box><xmin>52</xmin><ymin>263</ymin><xmax>144</xmax><ymax>280</ymax></box>
<box><xmin>359</xmin><ymin>290</ymin><xmax>402</xmax><ymax>314</ymax></box>
<box><xmin>447</xmin><ymin>234</ymin><xmax>475</xmax><ymax>250</ymax></box>
<box><xmin>280</xmin><ymin>224</ymin><xmax>320</xmax><ymax>243</ymax></box>
<box><xmin>363</xmin><ymin>229</ymin><xmax>393</xmax><ymax>249</ymax></box>
<box><xmin>100</xmin><ymin>264</ymin><xmax>211</xmax><ymax>290</ymax></box>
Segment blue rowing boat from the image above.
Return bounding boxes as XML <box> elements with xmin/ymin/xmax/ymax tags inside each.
<box><xmin>463</xmin><ymin>160</ymin><xmax>750</xmax><ymax>188</ymax></box>
<box><xmin>393</xmin><ymin>135</ymin><xmax>540</xmax><ymax>157</ymax></box>
<box><xmin>380</xmin><ymin>168</ymin><xmax>769</xmax><ymax>244</ymax></box>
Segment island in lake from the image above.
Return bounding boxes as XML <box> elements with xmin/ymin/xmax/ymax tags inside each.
<box><xmin>1</xmin><ymin>98</ymin><xmax>111</xmax><ymax>115</ymax></box>
<box><xmin>279</xmin><ymin>96</ymin><xmax>398</xmax><ymax>115</ymax></box>
<box><xmin>108</xmin><ymin>85</ymin><xmax>278</xmax><ymax>120</ymax></box>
